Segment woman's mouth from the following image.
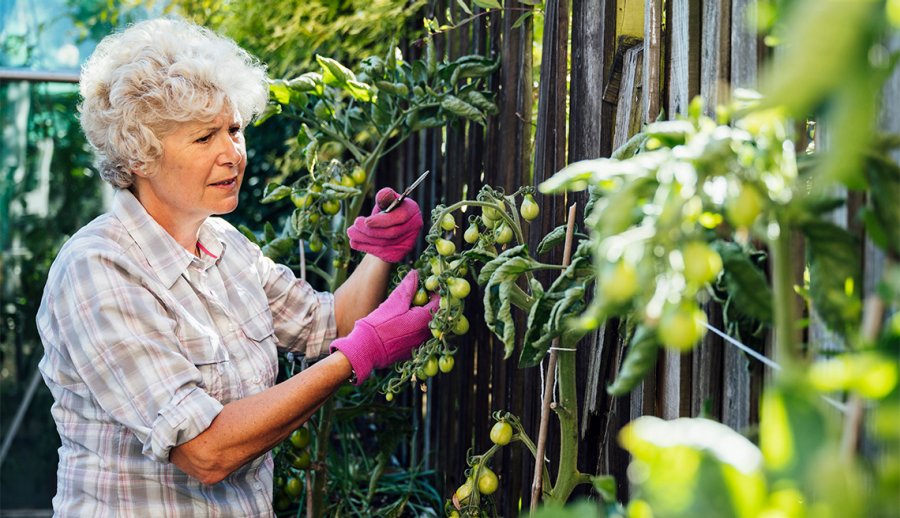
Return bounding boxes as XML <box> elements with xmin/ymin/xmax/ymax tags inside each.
<box><xmin>210</xmin><ymin>177</ymin><xmax>237</xmax><ymax>187</ymax></box>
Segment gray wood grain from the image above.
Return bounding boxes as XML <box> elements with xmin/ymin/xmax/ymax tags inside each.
<box><xmin>701</xmin><ymin>0</ymin><xmax>731</xmax><ymax>116</ymax></box>
<box><xmin>667</xmin><ymin>0</ymin><xmax>700</xmax><ymax>116</ymax></box>
<box><xmin>643</xmin><ymin>0</ymin><xmax>662</xmax><ymax>123</ymax></box>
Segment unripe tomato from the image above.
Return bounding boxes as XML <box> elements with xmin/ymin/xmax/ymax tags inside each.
<box><xmin>339</xmin><ymin>175</ymin><xmax>355</xmax><ymax>188</ymax></box>
<box><xmin>435</xmin><ymin>238</ymin><xmax>456</xmax><ymax>256</ymax></box>
<box><xmin>455</xmin><ymin>480</ymin><xmax>474</xmax><ymax>504</ymax></box>
<box><xmin>600</xmin><ymin>261</ymin><xmax>637</xmax><ymax>304</ymax></box>
<box><xmin>430</xmin><ymin>257</ymin><xmax>445</xmax><ymax>275</ymax></box>
<box><xmin>464</xmin><ymin>223</ymin><xmax>480</xmax><ymax>244</ymax></box>
<box><xmin>425</xmin><ymin>275</ymin><xmax>440</xmax><ymax>292</ymax></box>
<box><xmin>490</xmin><ymin>421</ymin><xmax>513</xmax><ymax>446</ymax></box>
<box><xmin>385</xmin><ymin>392</ymin><xmax>394</xmax><ymax>402</ymax></box>
<box><xmin>440</xmin><ymin>296</ymin><xmax>461</xmax><ymax>311</ymax></box>
<box><xmin>452</xmin><ymin>314</ymin><xmax>470</xmax><ymax>335</ymax></box>
<box><xmin>290</xmin><ymin>427</ymin><xmax>311</xmax><ymax>449</ymax></box>
<box><xmin>450</xmin><ymin>259</ymin><xmax>468</xmax><ymax>277</ymax></box>
<box><xmin>519</xmin><ymin>194</ymin><xmax>539</xmax><ymax>221</ymax></box>
<box><xmin>726</xmin><ymin>183</ymin><xmax>764</xmax><ymax>228</ymax></box>
<box><xmin>310</xmin><ymin>183</ymin><xmax>323</xmax><ymax>193</ymax></box>
<box><xmin>482</xmin><ymin>205</ymin><xmax>499</xmax><ymax>221</ymax></box>
<box><xmin>423</xmin><ymin>356</ymin><xmax>440</xmax><ymax>377</ymax></box>
<box><xmin>447</xmin><ymin>278</ymin><xmax>471</xmax><ymax>299</ymax></box>
<box><xmin>291</xmin><ymin>191</ymin><xmax>311</xmax><ymax>208</ymax></box>
<box><xmin>482</xmin><ymin>215</ymin><xmax>498</xmax><ymax>229</ymax></box>
<box><xmin>682</xmin><ymin>242</ymin><xmax>723</xmax><ymax>285</ymax></box>
<box><xmin>307</xmin><ymin>212</ymin><xmax>320</xmax><ymax>224</ymax></box>
<box><xmin>285</xmin><ymin>476</ymin><xmax>303</xmax><ymax>499</ymax></box>
<box><xmin>439</xmin><ymin>355</ymin><xmax>455</xmax><ymax>373</ymax></box>
<box><xmin>477</xmin><ymin>467</ymin><xmax>499</xmax><ymax>495</ymax></box>
<box><xmin>322</xmin><ymin>199</ymin><xmax>341</xmax><ymax>215</ymax></box>
<box><xmin>431</xmin><ymin>327</ymin><xmax>444</xmax><ymax>340</ymax></box>
<box><xmin>658</xmin><ymin>304</ymin><xmax>708</xmax><ymax>351</ymax></box>
<box><xmin>290</xmin><ymin>449</ymin><xmax>311</xmax><ymax>469</ymax></box>
<box><xmin>350</xmin><ymin>166</ymin><xmax>367</xmax><ymax>185</ymax></box>
<box><xmin>413</xmin><ymin>288</ymin><xmax>429</xmax><ymax>306</ymax></box>
<box><xmin>440</xmin><ymin>213</ymin><xmax>456</xmax><ymax>231</ymax></box>
<box><xmin>308</xmin><ymin>234</ymin><xmax>324</xmax><ymax>253</ymax></box>
<box><xmin>495</xmin><ymin>223</ymin><xmax>513</xmax><ymax>244</ymax></box>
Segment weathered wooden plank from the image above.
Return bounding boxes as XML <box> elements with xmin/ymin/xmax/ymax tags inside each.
<box><xmin>692</xmin><ymin>302</ymin><xmax>724</xmax><ymax>419</ymax></box>
<box><xmin>658</xmin><ymin>348</ymin><xmax>693</xmax><ymax>419</ymax></box>
<box><xmin>642</xmin><ymin>0</ymin><xmax>662</xmax><ymax>123</ymax></box>
<box><xmin>722</xmin><ymin>344</ymin><xmax>751</xmax><ymax>430</ymax></box>
<box><xmin>667</xmin><ymin>0</ymin><xmax>700</xmax><ymax>116</ymax></box>
<box><xmin>613</xmin><ymin>45</ymin><xmax>644</xmax><ymax>150</ymax></box>
<box><xmin>569</xmin><ymin>0</ymin><xmax>615</xmax><ymax>162</ymax></box>
<box><xmin>700</xmin><ymin>0</ymin><xmax>731</xmax><ymax>115</ymax></box>
<box><xmin>730</xmin><ymin>0</ymin><xmax>758</xmax><ymax>90</ymax></box>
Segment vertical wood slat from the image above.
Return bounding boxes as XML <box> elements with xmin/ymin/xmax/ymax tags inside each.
<box><xmin>700</xmin><ymin>0</ymin><xmax>732</xmax><ymax>115</ymax></box>
<box><xmin>667</xmin><ymin>0</ymin><xmax>701</xmax><ymax>116</ymax></box>
<box><xmin>730</xmin><ymin>0</ymin><xmax>758</xmax><ymax>90</ymax></box>
<box><xmin>642</xmin><ymin>0</ymin><xmax>662</xmax><ymax>124</ymax></box>
<box><xmin>612</xmin><ymin>45</ymin><xmax>644</xmax><ymax>150</ymax></box>
<box><xmin>568</xmin><ymin>0</ymin><xmax>612</xmax><ymax>163</ymax></box>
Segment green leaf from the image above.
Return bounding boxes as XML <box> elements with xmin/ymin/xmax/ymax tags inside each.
<box><xmin>539</xmin><ymin>151</ymin><xmax>666</xmax><ymax>194</ymax></box>
<box><xmin>261</xmin><ymin>184</ymin><xmax>292</xmax><ymax>204</ymax></box>
<box><xmin>511</xmin><ymin>11</ymin><xmax>533</xmax><ymax>29</ymax></box>
<box><xmin>472</xmin><ymin>0</ymin><xmax>502</xmax><ymax>10</ymax></box>
<box><xmin>264</xmin><ymin>221</ymin><xmax>277</xmax><ymax>242</ymax></box>
<box><xmin>287</xmin><ymin>72</ymin><xmax>322</xmax><ymax>92</ymax></box>
<box><xmin>477</xmin><ymin>244</ymin><xmax>527</xmax><ymax>285</ymax></box>
<box><xmin>455</xmin><ymin>0</ymin><xmax>473</xmax><ymax>16</ymax></box>
<box><xmin>607</xmin><ymin>325</ymin><xmax>659</xmax><ymax>396</ymax></box>
<box><xmin>591</xmin><ymin>475</ymin><xmax>617</xmax><ymax>503</ymax></box>
<box><xmin>269</xmin><ymin>80</ymin><xmax>292</xmax><ymax>104</ymax></box>
<box><xmin>262</xmin><ymin>236</ymin><xmax>294</xmax><ymax>261</ymax></box>
<box><xmin>344</xmin><ymin>80</ymin><xmax>374</xmax><ymax>102</ymax></box>
<box><xmin>440</xmin><ymin>94</ymin><xmax>484</xmax><ymax>123</ymax></box>
<box><xmin>316</xmin><ymin>55</ymin><xmax>355</xmax><ymax>86</ymax></box>
<box><xmin>536</xmin><ymin>225</ymin><xmax>566</xmax><ymax>254</ymax></box>
<box><xmin>802</xmin><ymin>220</ymin><xmax>862</xmax><ymax>334</ymax></box>
<box><xmin>642</xmin><ymin>120</ymin><xmax>695</xmax><ymax>147</ymax></box>
<box><xmin>520</xmin><ymin>290</ymin><xmax>565</xmax><ymax>367</ymax></box>
<box><xmin>865</xmin><ymin>150</ymin><xmax>900</xmax><ymax>256</ymax></box>
<box><xmin>322</xmin><ymin>183</ymin><xmax>362</xmax><ymax>200</ymax></box>
<box><xmin>237</xmin><ymin>224</ymin><xmax>260</xmax><ymax>245</ymax></box>
<box><xmin>712</xmin><ymin>241</ymin><xmax>773</xmax><ymax>323</ymax></box>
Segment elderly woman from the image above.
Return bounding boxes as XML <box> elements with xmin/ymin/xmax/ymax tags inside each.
<box><xmin>36</xmin><ymin>17</ymin><xmax>437</xmax><ymax>516</ymax></box>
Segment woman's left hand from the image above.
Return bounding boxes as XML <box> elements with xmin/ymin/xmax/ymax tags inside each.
<box><xmin>347</xmin><ymin>188</ymin><xmax>423</xmax><ymax>262</ymax></box>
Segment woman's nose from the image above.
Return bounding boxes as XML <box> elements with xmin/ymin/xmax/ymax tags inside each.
<box><xmin>217</xmin><ymin>134</ymin><xmax>243</xmax><ymax>166</ymax></box>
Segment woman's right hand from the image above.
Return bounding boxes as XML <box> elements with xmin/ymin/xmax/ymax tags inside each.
<box><xmin>329</xmin><ymin>270</ymin><xmax>439</xmax><ymax>385</ymax></box>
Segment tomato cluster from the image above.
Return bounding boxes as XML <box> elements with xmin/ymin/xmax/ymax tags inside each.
<box><xmin>273</xmin><ymin>425</ymin><xmax>314</xmax><ymax>511</ymax></box>
<box><xmin>382</xmin><ymin>186</ymin><xmax>540</xmax><ymax>398</ymax></box>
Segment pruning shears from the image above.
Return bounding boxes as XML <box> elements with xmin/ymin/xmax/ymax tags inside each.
<box><xmin>381</xmin><ymin>170</ymin><xmax>431</xmax><ymax>213</ymax></box>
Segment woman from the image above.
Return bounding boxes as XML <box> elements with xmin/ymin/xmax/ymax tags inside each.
<box><xmin>36</xmin><ymin>17</ymin><xmax>437</xmax><ymax>516</ymax></box>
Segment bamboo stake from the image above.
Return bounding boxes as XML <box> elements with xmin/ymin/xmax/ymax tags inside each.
<box><xmin>530</xmin><ymin>203</ymin><xmax>578</xmax><ymax>514</ymax></box>
<box><xmin>841</xmin><ymin>294</ymin><xmax>885</xmax><ymax>459</ymax></box>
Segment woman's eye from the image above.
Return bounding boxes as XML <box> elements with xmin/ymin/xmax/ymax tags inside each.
<box><xmin>229</xmin><ymin>126</ymin><xmax>241</xmax><ymax>136</ymax></box>
<box><xmin>195</xmin><ymin>133</ymin><xmax>213</xmax><ymax>144</ymax></box>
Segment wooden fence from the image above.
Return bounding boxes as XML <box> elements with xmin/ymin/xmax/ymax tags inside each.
<box><xmin>374</xmin><ymin>1</ymin><xmax>898</xmax><ymax>515</ymax></box>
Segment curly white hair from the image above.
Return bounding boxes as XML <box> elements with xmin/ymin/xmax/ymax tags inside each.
<box><xmin>78</xmin><ymin>17</ymin><xmax>269</xmax><ymax>188</ymax></box>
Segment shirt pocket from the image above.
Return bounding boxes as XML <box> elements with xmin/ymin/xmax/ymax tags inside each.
<box><xmin>239</xmin><ymin>310</ymin><xmax>279</xmax><ymax>391</ymax></box>
<box><xmin>179</xmin><ymin>335</ymin><xmax>235</xmax><ymax>402</ymax></box>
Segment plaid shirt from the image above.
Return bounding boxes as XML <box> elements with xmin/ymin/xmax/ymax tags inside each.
<box><xmin>37</xmin><ymin>189</ymin><xmax>336</xmax><ymax>517</ymax></box>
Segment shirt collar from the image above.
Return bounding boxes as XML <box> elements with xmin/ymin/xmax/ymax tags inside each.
<box><xmin>112</xmin><ymin>189</ymin><xmax>226</xmax><ymax>287</ymax></box>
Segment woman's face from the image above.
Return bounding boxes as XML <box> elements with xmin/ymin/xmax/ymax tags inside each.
<box><xmin>135</xmin><ymin>107</ymin><xmax>246</xmax><ymax>233</ymax></box>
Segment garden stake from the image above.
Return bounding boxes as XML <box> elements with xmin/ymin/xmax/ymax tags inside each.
<box><xmin>530</xmin><ymin>203</ymin><xmax>577</xmax><ymax>514</ymax></box>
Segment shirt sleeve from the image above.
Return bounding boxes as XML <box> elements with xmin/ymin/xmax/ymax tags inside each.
<box><xmin>47</xmin><ymin>251</ymin><xmax>223</xmax><ymax>464</ymax></box>
<box><xmin>255</xmin><ymin>254</ymin><xmax>337</xmax><ymax>360</ymax></box>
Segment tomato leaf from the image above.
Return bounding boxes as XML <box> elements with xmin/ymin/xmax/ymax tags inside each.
<box><xmin>865</xmin><ymin>149</ymin><xmax>900</xmax><ymax>256</ymax></box>
<box><xmin>712</xmin><ymin>241</ymin><xmax>773</xmax><ymax>323</ymax></box>
<box><xmin>607</xmin><ymin>325</ymin><xmax>659</xmax><ymax>396</ymax></box>
<box><xmin>262</xmin><ymin>184</ymin><xmax>292</xmax><ymax>204</ymax></box>
<box><xmin>269</xmin><ymin>80</ymin><xmax>292</xmax><ymax>105</ymax></box>
<box><xmin>237</xmin><ymin>224</ymin><xmax>260</xmax><ymax>246</ymax></box>
<box><xmin>477</xmin><ymin>244</ymin><xmax>527</xmax><ymax>285</ymax></box>
<box><xmin>472</xmin><ymin>0</ymin><xmax>502</xmax><ymax>10</ymax></box>
<box><xmin>536</xmin><ymin>225</ymin><xmax>567</xmax><ymax>254</ymax></box>
<box><xmin>801</xmin><ymin>220</ymin><xmax>862</xmax><ymax>334</ymax></box>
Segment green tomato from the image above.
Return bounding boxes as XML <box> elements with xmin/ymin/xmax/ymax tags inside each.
<box><xmin>438</xmin><ymin>355</ymin><xmax>455</xmax><ymax>373</ymax></box>
<box><xmin>450</xmin><ymin>259</ymin><xmax>468</xmax><ymax>277</ymax></box>
<box><xmin>291</xmin><ymin>191</ymin><xmax>311</xmax><ymax>208</ymax></box>
<box><xmin>489</xmin><ymin>421</ymin><xmax>513</xmax><ymax>446</ymax></box>
<box><xmin>322</xmin><ymin>199</ymin><xmax>341</xmax><ymax>215</ymax></box>
<box><xmin>477</xmin><ymin>467</ymin><xmax>499</xmax><ymax>495</ymax></box>
<box><xmin>440</xmin><ymin>213</ymin><xmax>456</xmax><ymax>231</ymax></box>
<box><xmin>385</xmin><ymin>392</ymin><xmax>394</xmax><ymax>402</ymax></box>
<box><xmin>289</xmin><ymin>427</ymin><xmax>311</xmax><ymax>449</ymax></box>
<box><xmin>435</xmin><ymin>238</ymin><xmax>456</xmax><ymax>256</ymax></box>
<box><xmin>482</xmin><ymin>215</ymin><xmax>498</xmax><ymax>229</ymax></box>
<box><xmin>452</xmin><ymin>314</ymin><xmax>470</xmax><ymax>335</ymax></box>
<box><xmin>308</xmin><ymin>234</ymin><xmax>324</xmax><ymax>253</ymax></box>
<box><xmin>340</xmin><ymin>175</ymin><xmax>355</xmax><ymax>188</ymax></box>
<box><xmin>430</xmin><ymin>257</ymin><xmax>445</xmax><ymax>275</ymax></box>
<box><xmin>519</xmin><ymin>194</ymin><xmax>540</xmax><ymax>221</ymax></box>
<box><xmin>682</xmin><ymin>242</ymin><xmax>723</xmax><ymax>285</ymax></box>
<box><xmin>423</xmin><ymin>356</ymin><xmax>440</xmax><ymax>377</ymax></box>
<box><xmin>425</xmin><ymin>275</ymin><xmax>440</xmax><ymax>292</ymax></box>
<box><xmin>455</xmin><ymin>479</ymin><xmax>474</xmax><ymax>504</ymax></box>
<box><xmin>285</xmin><ymin>476</ymin><xmax>303</xmax><ymax>499</ymax></box>
<box><xmin>307</xmin><ymin>212</ymin><xmax>320</xmax><ymax>224</ymax></box>
<box><xmin>495</xmin><ymin>223</ymin><xmax>513</xmax><ymax>244</ymax></box>
<box><xmin>431</xmin><ymin>327</ymin><xmax>444</xmax><ymax>340</ymax></box>
<box><xmin>350</xmin><ymin>166</ymin><xmax>367</xmax><ymax>185</ymax></box>
<box><xmin>600</xmin><ymin>261</ymin><xmax>638</xmax><ymax>304</ymax></box>
<box><xmin>464</xmin><ymin>223</ymin><xmax>480</xmax><ymax>244</ymax></box>
<box><xmin>658</xmin><ymin>304</ymin><xmax>708</xmax><ymax>351</ymax></box>
<box><xmin>726</xmin><ymin>183</ymin><xmax>764</xmax><ymax>228</ymax></box>
<box><xmin>447</xmin><ymin>277</ymin><xmax>471</xmax><ymax>299</ymax></box>
<box><xmin>290</xmin><ymin>449</ymin><xmax>311</xmax><ymax>469</ymax></box>
<box><xmin>413</xmin><ymin>288</ymin><xmax>429</xmax><ymax>306</ymax></box>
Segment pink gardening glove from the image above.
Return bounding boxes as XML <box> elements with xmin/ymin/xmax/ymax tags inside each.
<box><xmin>330</xmin><ymin>270</ymin><xmax>439</xmax><ymax>385</ymax></box>
<box><xmin>347</xmin><ymin>188</ymin><xmax>423</xmax><ymax>263</ymax></box>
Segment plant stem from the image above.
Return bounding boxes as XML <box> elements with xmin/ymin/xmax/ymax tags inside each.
<box><xmin>770</xmin><ymin>215</ymin><xmax>798</xmax><ymax>370</ymax></box>
<box><xmin>530</xmin><ymin>204</ymin><xmax>578</xmax><ymax>513</ymax></box>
